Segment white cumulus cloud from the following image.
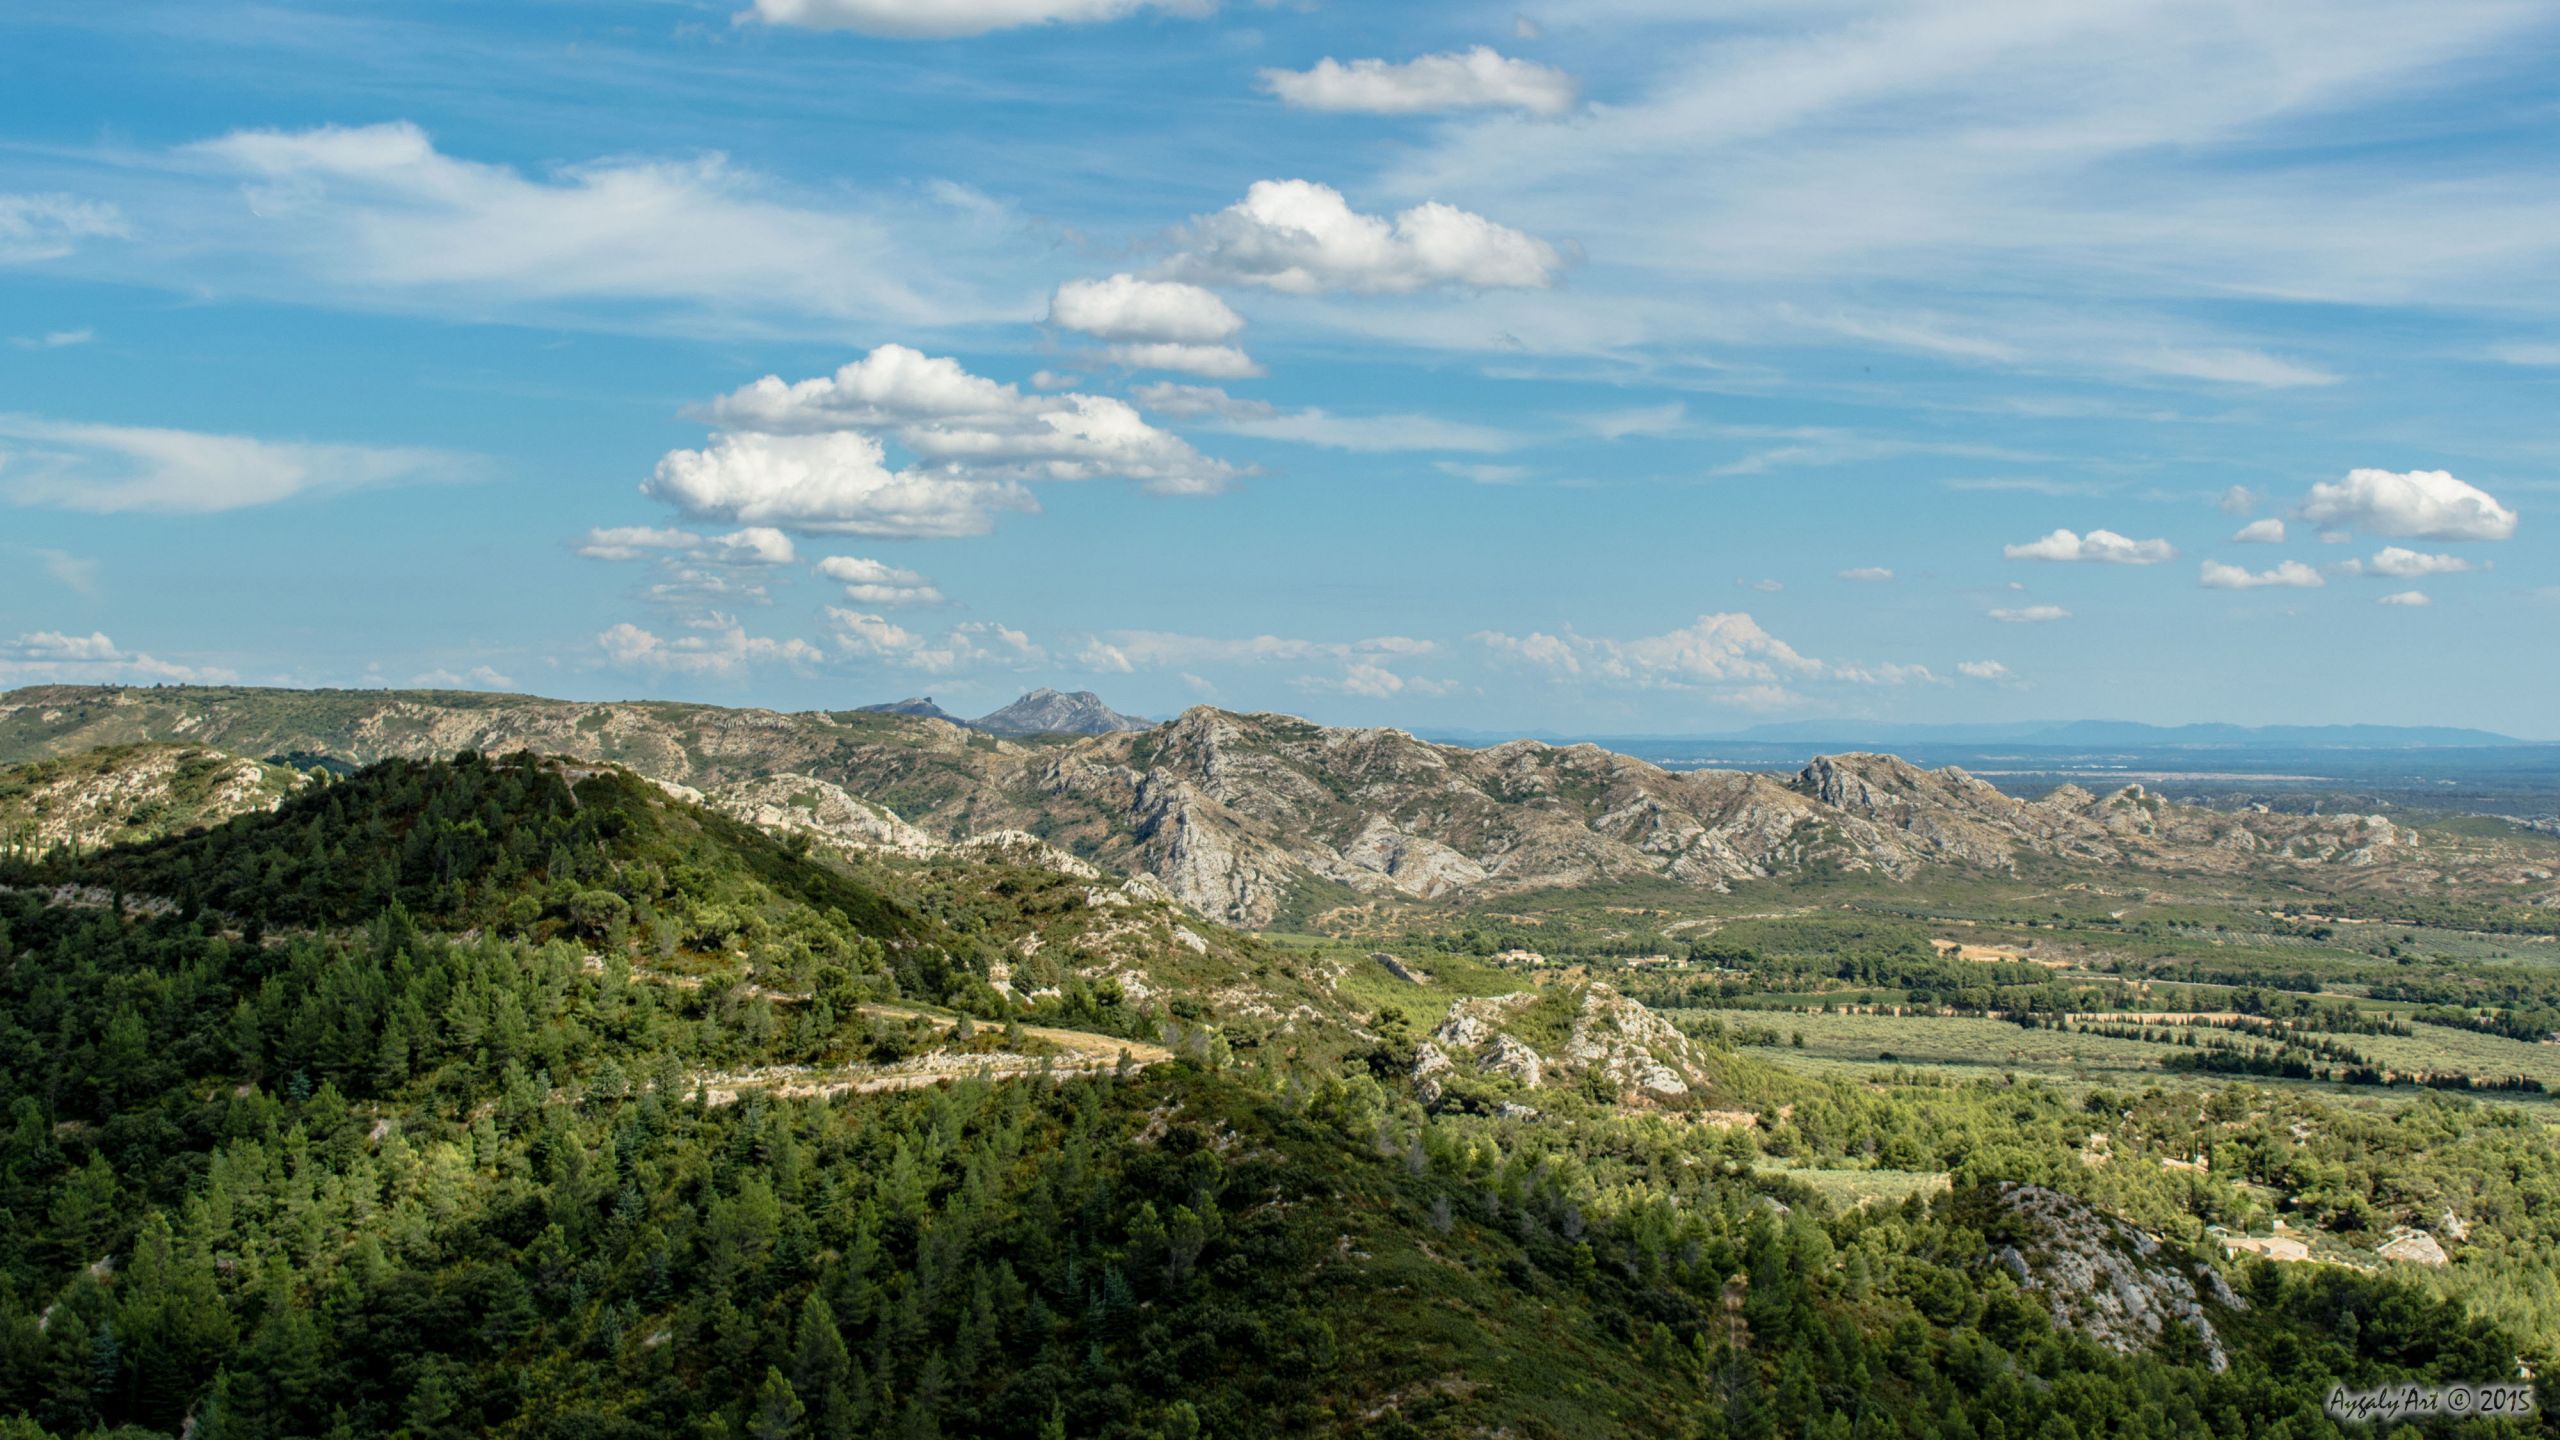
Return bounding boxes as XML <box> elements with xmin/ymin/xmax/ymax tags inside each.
<box><xmin>1838</xmin><ymin>566</ymin><xmax>1895</xmax><ymax>582</ymax></box>
<box><xmin>2298</xmin><ymin>468</ymin><xmax>2516</xmax><ymax>541</ymax></box>
<box><xmin>2350</xmin><ymin>546</ymin><xmax>2476</xmax><ymax>579</ymax></box>
<box><xmin>576</xmin><ymin>525</ymin><xmax>796</xmax><ymax>566</ymax></box>
<box><xmin>816</xmin><ymin>555</ymin><xmax>944</xmax><ymax>606</ymax></box>
<box><xmin>646</xmin><ymin>430</ymin><xmax>1034</xmax><ymax>538</ymax></box>
<box><xmin>1474</xmin><ymin>613</ymin><xmax>1822</xmax><ymax>691</ymax></box>
<box><xmin>2379</xmin><ymin>590</ymin><xmax>2432</xmax><ymax>607</ymax></box>
<box><xmin>1832</xmin><ymin>662</ymin><xmax>1942</xmax><ymax>686</ymax></box>
<box><xmin>2003</xmin><ymin>528</ymin><xmax>2176</xmax><ymax>565</ymax></box>
<box><xmin>1295</xmin><ymin>659</ymin><xmax>1458</xmax><ymax>700</ymax></box>
<box><xmin>1085</xmin><ymin>629</ymin><xmax>1447</xmax><ymax>698</ymax></box>
<box><xmin>1100</xmin><ymin>343</ymin><xmax>1263</xmax><ymax>378</ymax></box>
<box><xmin>1989</xmin><ymin>605</ymin><xmax>2071</xmax><ymax>623</ymax></box>
<box><xmin>1167</xmin><ymin>180</ymin><xmax>1560</xmax><ymax>295</ymax></box>
<box><xmin>1957</xmin><ymin>660</ymin><xmax>2011</xmax><ymax>680</ymax></box>
<box><xmin>825</xmin><ymin>607</ymin><xmax>1044</xmax><ymax>673</ymax></box>
<box><xmin>597</xmin><ymin>616</ymin><xmax>822</xmax><ymax>676</ymax></box>
<box><xmin>2199</xmin><ymin>559</ymin><xmax>2324</xmax><ymax>589</ymax></box>
<box><xmin>1048</xmin><ymin>274</ymin><xmax>1242</xmax><ymax>343</ymax></box>
<box><xmin>576</xmin><ymin>525</ymin><xmax>798</xmax><ymax>608</ymax></box>
<box><xmin>698</xmin><ymin>343</ymin><xmax>1239</xmax><ymax>498</ymax></box>
<box><xmin>2232</xmin><ymin>518</ymin><xmax>2286</xmax><ymax>544</ymax></box>
<box><xmin>1260</xmin><ymin>48</ymin><xmax>1580</xmax><ymax>118</ymax></box>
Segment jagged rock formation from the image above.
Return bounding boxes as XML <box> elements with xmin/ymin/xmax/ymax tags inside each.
<box><xmin>1563</xmin><ymin>988</ymin><xmax>1701</xmax><ymax>1097</ymax></box>
<box><xmin>1414</xmin><ymin>982</ymin><xmax>1712</xmax><ymax>1106</ymax></box>
<box><xmin>972</xmin><ymin>688</ymin><xmax>1150</xmax><ymax>736</ymax></box>
<box><xmin>0</xmin><ymin>685</ymin><xmax>2504</xmax><ymax>927</ymax></box>
<box><xmin>1964</xmin><ymin>1182</ymin><xmax>2244</xmax><ymax>1371</ymax></box>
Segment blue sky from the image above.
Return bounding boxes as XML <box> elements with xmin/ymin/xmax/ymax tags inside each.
<box><xmin>3</xmin><ymin>0</ymin><xmax>2556</xmax><ymax>736</ymax></box>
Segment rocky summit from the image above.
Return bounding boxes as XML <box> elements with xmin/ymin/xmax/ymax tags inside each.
<box><xmin>970</xmin><ymin>687</ymin><xmax>1152</xmax><ymax>736</ymax></box>
<box><xmin>854</xmin><ymin>696</ymin><xmax>960</xmax><ymax>722</ymax></box>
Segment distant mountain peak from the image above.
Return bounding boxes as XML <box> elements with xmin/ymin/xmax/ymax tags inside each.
<box><xmin>972</xmin><ymin>688</ymin><xmax>1150</xmax><ymax>737</ymax></box>
<box><xmin>856</xmin><ymin>696</ymin><xmax>958</xmax><ymax>722</ymax></box>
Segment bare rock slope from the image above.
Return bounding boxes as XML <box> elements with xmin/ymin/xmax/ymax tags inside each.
<box><xmin>1963</xmin><ymin>1181</ymin><xmax>2246</xmax><ymax>1371</ymax></box>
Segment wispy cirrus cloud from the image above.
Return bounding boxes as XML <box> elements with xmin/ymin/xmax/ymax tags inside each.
<box><xmin>1368</xmin><ymin>0</ymin><xmax>2560</xmax><ymax>385</ymax></box>
<box><xmin>2</xmin><ymin>629</ymin><xmax>232</xmax><ymax>684</ymax></box>
<box><xmin>100</xmin><ymin>122</ymin><xmax>1015</xmax><ymax>336</ymax></box>
<box><xmin>742</xmin><ymin>0</ymin><xmax>1206</xmax><ymax>38</ymax></box>
<box><xmin>0</xmin><ymin>194</ymin><xmax>127</xmax><ymax>264</ymax></box>
<box><xmin>0</xmin><ymin>414</ymin><xmax>470</xmax><ymax>514</ymax></box>
<box><xmin>1131</xmin><ymin>383</ymin><xmax>1521</xmax><ymax>453</ymax></box>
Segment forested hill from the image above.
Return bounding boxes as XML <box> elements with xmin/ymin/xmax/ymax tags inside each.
<box><xmin>0</xmin><ymin>749</ymin><xmax>2540</xmax><ymax>1437</ymax></box>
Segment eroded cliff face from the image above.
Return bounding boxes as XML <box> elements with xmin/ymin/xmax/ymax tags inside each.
<box><xmin>1</xmin><ymin>687</ymin><xmax>2486</xmax><ymax>927</ymax></box>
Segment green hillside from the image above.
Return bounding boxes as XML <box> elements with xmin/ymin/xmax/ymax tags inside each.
<box><xmin>0</xmin><ymin>752</ymin><xmax>2545</xmax><ymax>1438</ymax></box>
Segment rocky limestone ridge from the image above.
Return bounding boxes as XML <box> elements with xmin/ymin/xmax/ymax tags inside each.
<box><xmin>1965</xmin><ymin>1182</ymin><xmax>2244</xmax><ymax>1372</ymax></box>
<box><xmin>0</xmin><ymin>743</ymin><xmax>304</xmax><ymax>855</ymax></box>
<box><xmin>0</xmin><ymin>686</ymin><xmax>2512</xmax><ymax>927</ymax></box>
<box><xmin>706</xmin><ymin>773</ymin><xmax>940</xmax><ymax>857</ymax></box>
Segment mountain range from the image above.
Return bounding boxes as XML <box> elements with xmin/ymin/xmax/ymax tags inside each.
<box><xmin>856</xmin><ymin>688</ymin><xmax>1150</xmax><ymax>736</ymax></box>
<box><xmin>9</xmin><ymin>683</ymin><xmax>2538</xmax><ymax>928</ymax></box>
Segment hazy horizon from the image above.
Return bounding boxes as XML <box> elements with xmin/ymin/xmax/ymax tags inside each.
<box><xmin>8</xmin><ymin>676</ymin><xmax>2552</xmax><ymax>747</ymax></box>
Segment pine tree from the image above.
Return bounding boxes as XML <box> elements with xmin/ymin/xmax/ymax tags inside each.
<box><xmin>789</xmin><ymin>1291</ymin><xmax>852</xmax><ymax>1418</ymax></box>
<box><xmin>46</xmin><ymin>1152</ymin><xmax>120</xmax><ymax>1272</ymax></box>
<box><xmin>750</xmin><ymin>1366</ymin><xmax>806</xmax><ymax>1440</ymax></box>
